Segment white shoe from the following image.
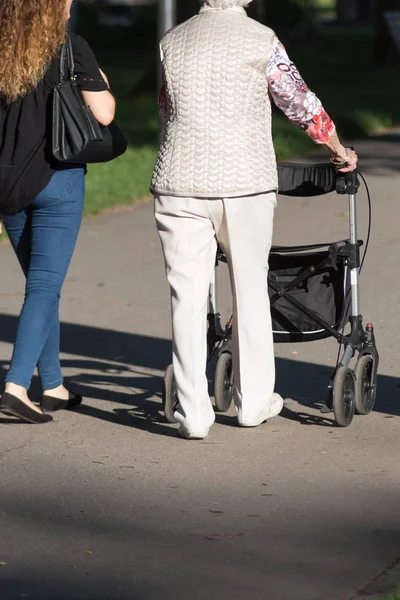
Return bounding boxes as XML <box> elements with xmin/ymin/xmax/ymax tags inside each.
<box><xmin>238</xmin><ymin>393</ymin><xmax>284</xmax><ymax>428</ymax></box>
<box><xmin>178</xmin><ymin>425</ymin><xmax>210</xmax><ymax>440</ymax></box>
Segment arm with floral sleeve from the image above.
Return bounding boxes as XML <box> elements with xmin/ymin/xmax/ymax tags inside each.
<box><xmin>267</xmin><ymin>36</ymin><xmax>335</xmax><ymax>144</ymax></box>
<box><xmin>266</xmin><ymin>36</ymin><xmax>358</xmax><ymax>171</ymax></box>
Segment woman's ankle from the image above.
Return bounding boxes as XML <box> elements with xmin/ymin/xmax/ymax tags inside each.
<box><xmin>4</xmin><ymin>382</ymin><xmax>29</xmax><ymax>402</ymax></box>
<box><xmin>43</xmin><ymin>384</ymin><xmax>69</xmax><ymax>400</ymax></box>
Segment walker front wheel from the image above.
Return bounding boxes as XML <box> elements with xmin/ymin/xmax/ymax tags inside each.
<box><xmin>354</xmin><ymin>355</ymin><xmax>376</xmax><ymax>415</ymax></box>
<box><xmin>162</xmin><ymin>364</ymin><xmax>178</xmax><ymax>423</ymax></box>
<box><xmin>333</xmin><ymin>366</ymin><xmax>355</xmax><ymax>427</ymax></box>
<box><xmin>214</xmin><ymin>352</ymin><xmax>234</xmax><ymax>412</ymax></box>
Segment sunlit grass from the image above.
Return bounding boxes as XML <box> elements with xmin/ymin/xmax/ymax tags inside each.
<box><xmin>380</xmin><ymin>587</ymin><xmax>400</xmax><ymax>600</ymax></box>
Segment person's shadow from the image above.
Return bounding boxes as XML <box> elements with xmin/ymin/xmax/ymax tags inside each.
<box><xmin>0</xmin><ymin>313</ymin><xmax>398</xmax><ymax>433</ymax></box>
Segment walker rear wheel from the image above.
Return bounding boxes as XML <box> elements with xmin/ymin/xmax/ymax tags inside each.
<box><xmin>214</xmin><ymin>352</ymin><xmax>234</xmax><ymax>412</ymax></box>
<box><xmin>162</xmin><ymin>364</ymin><xmax>178</xmax><ymax>423</ymax></box>
<box><xmin>333</xmin><ymin>366</ymin><xmax>355</xmax><ymax>427</ymax></box>
<box><xmin>354</xmin><ymin>355</ymin><xmax>376</xmax><ymax>415</ymax></box>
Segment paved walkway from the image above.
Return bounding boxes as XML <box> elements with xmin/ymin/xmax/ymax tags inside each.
<box><xmin>0</xmin><ymin>134</ymin><xmax>399</xmax><ymax>600</ymax></box>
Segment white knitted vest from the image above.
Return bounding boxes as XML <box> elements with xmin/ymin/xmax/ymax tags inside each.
<box><xmin>151</xmin><ymin>7</ymin><xmax>277</xmax><ymax>198</ymax></box>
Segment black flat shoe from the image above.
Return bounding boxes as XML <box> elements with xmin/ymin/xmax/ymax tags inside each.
<box><xmin>40</xmin><ymin>391</ymin><xmax>83</xmax><ymax>413</ymax></box>
<box><xmin>0</xmin><ymin>393</ymin><xmax>53</xmax><ymax>424</ymax></box>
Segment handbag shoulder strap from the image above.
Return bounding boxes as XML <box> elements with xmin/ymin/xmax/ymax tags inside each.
<box><xmin>59</xmin><ymin>35</ymin><xmax>76</xmax><ymax>83</ymax></box>
<box><xmin>66</xmin><ymin>36</ymin><xmax>76</xmax><ymax>77</ymax></box>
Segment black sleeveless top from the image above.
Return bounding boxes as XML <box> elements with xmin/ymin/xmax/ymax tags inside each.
<box><xmin>0</xmin><ymin>34</ymin><xmax>108</xmax><ymax>215</ymax></box>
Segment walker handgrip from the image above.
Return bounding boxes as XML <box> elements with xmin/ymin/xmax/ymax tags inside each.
<box><xmin>336</xmin><ymin>171</ymin><xmax>359</xmax><ymax>195</ymax></box>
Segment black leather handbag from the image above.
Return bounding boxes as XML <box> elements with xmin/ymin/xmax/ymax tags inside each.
<box><xmin>52</xmin><ymin>37</ymin><xmax>127</xmax><ymax>164</ymax></box>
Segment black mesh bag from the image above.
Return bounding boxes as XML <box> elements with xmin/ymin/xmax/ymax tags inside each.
<box><xmin>268</xmin><ymin>248</ymin><xmax>350</xmax><ymax>343</ymax></box>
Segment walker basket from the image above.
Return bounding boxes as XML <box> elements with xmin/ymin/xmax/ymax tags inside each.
<box><xmin>268</xmin><ymin>246</ymin><xmax>350</xmax><ymax>343</ymax></box>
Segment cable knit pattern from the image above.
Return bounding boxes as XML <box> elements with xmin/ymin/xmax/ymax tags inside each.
<box><xmin>151</xmin><ymin>9</ymin><xmax>278</xmax><ymax>198</ymax></box>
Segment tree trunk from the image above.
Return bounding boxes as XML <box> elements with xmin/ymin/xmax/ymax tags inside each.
<box><xmin>358</xmin><ymin>0</ymin><xmax>376</xmax><ymax>20</ymax></box>
<box><xmin>247</xmin><ymin>1</ymin><xmax>266</xmax><ymax>23</ymax></box>
<box><xmin>337</xmin><ymin>0</ymin><xmax>359</xmax><ymax>21</ymax></box>
<box><xmin>373</xmin><ymin>0</ymin><xmax>400</xmax><ymax>63</ymax></box>
<box><xmin>177</xmin><ymin>0</ymin><xmax>198</xmax><ymax>22</ymax></box>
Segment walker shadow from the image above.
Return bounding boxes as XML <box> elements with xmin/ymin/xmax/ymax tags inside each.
<box><xmin>275</xmin><ymin>357</ymin><xmax>400</xmax><ymax>421</ymax></box>
<box><xmin>0</xmin><ymin>313</ymin><xmax>398</xmax><ymax>429</ymax></box>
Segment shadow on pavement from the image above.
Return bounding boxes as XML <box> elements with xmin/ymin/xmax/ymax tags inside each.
<box><xmin>0</xmin><ymin>484</ymin><xmax>399</xmax><ymax>600</ymax></box>
<box><xmin>0</xmin><ymin>313</ymin><xmax>398</xmax><ymax>425</ymax></box>
<box><xmin>275</xmin><ymin>359</ymin><xmax>400</xmax><ymax>419</ymax></box>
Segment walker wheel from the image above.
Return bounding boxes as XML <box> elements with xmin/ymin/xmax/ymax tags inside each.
<box><xmin>214</xmin><ymin>352</ymin><xmax>234</xmax><ymax>412</ymax></box>
<box><xmin>333</xmin><ymin>366</ymin><xmax>355</xmax><ymax>427</ymax></box>
<box><xmin>162</xmin><ymin>364</ymin><xmax>178</xmax><ymax>423</ymax></box>
<box><xmin>354</xmin><ymin>355</ymin><xmax>376</xmax><ymax>415</ymax></box>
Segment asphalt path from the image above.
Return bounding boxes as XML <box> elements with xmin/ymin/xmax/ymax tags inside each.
<box><xmin>0</xmin><ymin>133</ymin><xmax>399</xmax><ymax>600</ymax></box>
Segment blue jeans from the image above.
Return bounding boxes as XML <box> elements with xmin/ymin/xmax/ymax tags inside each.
<box><xmin>2</xmin><ymin>169</ymin><xmax>85</xmax><ymax>390</ymax></box>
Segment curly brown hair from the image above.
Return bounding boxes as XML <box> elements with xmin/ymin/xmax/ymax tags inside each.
<box><xmin>0</xmin><ymin>0</ymin><xmax>69</xmax><ymax>104</ymax></box>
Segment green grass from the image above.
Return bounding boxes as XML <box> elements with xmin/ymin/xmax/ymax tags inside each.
<box><xmin>62</xmin><ymin>10</ymin><xmax>400</xmax><ymax>215</ymax></box>
<box><xmin>296</xmin><ymin>0</ymin><xmax>335</xmax><ymax>18</ymax></box>
<box><xmin>82</xmin><ymin>94</ymin><xmax>158</xmax><ymax>215</ymax></box>
<box><xmin>290</xmin><ymin>26</ymin><xmax>399</xmax><ymax>137</ymax></box>
<box><xmin>313</xmin><ymin>0</ymin><xmax>335</xmax><ymax>11</ymax></box>
<box><xmin>381</xmin><ymin>588</ymin><xmax>400</xmax><ymax>600</ymax></box>
<box><xmin>75</xmin><ymin>4</ymin><xmax>160</xmax><ymax>214</ymax></box>
<box><xmin>314</xmin><ymin>0</ymin><xmax>335</xmax><ymax>7</ymax></box>
<box><xmin>299</xmin><ymin>0</ymin><xmax>335</xmax><ymax>8</ymax></box>
<box><xmin>270</xmin><ymin>25</ymin><xmax>399</xmax><ymax>158</ymax></box>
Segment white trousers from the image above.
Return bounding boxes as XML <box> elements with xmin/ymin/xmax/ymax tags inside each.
<box><xmin>155</xmin><ymin>192</ymin><xmax>277</xmax><ymax>433</ymax></box>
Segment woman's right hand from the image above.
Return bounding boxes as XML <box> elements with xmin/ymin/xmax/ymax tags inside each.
<box><xmin>325</xmin><ymin>132</ymin><xmax>358</xmax><ymax>173</ymax></box>
<box><xmin>330</xmin><ymin>147</ymin><xmax>358</xmax><ymax>173</ymax></box>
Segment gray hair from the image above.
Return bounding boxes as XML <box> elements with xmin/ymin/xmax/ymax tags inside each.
<box><xmin>201</xmin><ymin>0</ymin><xmax>254</xmax><ymax>8</ymax></box>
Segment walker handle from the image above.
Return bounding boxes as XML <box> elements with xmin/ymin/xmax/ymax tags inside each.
<box><xmin>336</xmin><ymin>171</ymin><xmax>359</xmax><ymax>195</ymax></box>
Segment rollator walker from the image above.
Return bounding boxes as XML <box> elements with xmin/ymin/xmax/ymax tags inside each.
<box><xmin>162</xmin><ymin>162</ymin><xmax>379</xmax><ymax>428</ymax></box>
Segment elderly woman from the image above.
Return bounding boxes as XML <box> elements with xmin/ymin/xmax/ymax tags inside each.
<box><xmin>151</xmin><ymin>0</ymin><xmax>358</xmax><ymax>439</ymax></box>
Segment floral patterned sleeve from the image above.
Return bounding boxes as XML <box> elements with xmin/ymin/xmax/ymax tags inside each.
<box><xmin>267</xmin><ymin>36</ymin><xmax>335</xmax><ymax>144</ymax></box>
